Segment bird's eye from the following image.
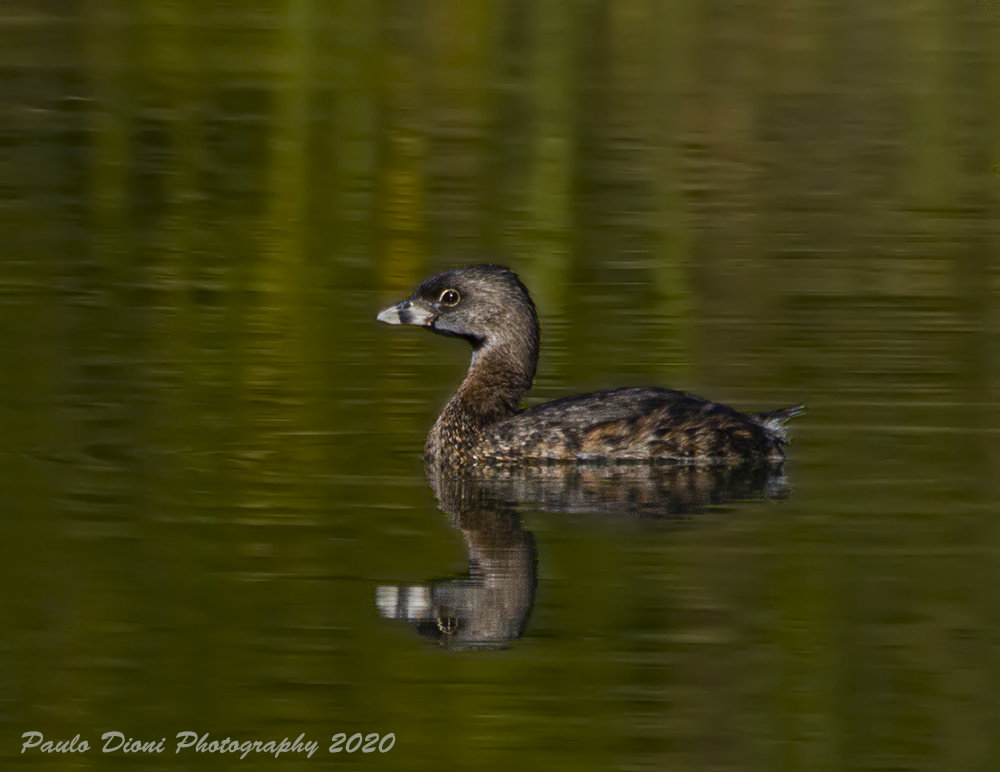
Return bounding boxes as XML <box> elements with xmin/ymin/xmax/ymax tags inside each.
<box><xmin>439</xmin><ymin>289</ymin><xmax>461</xmax><ymax>306</ymax></box>
<box><xmin>436</xmin><ymin>615</ymin><xmax>460</xmax><ymax>635</ymax></box>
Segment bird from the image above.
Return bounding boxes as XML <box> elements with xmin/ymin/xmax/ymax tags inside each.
<box><xmin>377</xmin><ymin>263</ymin><xmax>804</xmax><ymax>469</ymax></box>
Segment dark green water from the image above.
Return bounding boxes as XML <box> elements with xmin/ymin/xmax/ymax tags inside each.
<box><xmin>2</xmin><ymin>1</ymin><xmax>1000</xmax><ymax>769</ymax></box>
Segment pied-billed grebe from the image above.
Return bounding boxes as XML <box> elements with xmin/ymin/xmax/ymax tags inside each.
<box><xmin>378</xmin><ymin>263</ymin><xmax>804</xmax><ymax>467</ymax></box>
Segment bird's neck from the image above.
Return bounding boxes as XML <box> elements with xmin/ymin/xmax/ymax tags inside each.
<box><xmin>459</xmin><ymin>341</ymin><xmax>535</xmax><ymax>419</ymax></box>
<box><xmin>425</xmin><ymin>337</ymin><xmax>538</xmax><ymax>462</ymax></box>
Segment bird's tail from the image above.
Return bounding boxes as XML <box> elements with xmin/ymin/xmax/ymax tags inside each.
<box><xmin>748</xmin><ymin>404</ymin><xmax>806</xmax><ymax>443</ymax></box>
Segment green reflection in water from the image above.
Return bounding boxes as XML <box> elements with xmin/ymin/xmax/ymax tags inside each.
<box><xmin>1</xmin><ymin>0</ymin><xmax>999</xmax><ymax>770</ymax></box>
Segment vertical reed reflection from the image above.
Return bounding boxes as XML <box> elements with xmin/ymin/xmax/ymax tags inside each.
<box><xmin>1</xmin><ymin>0</ymin><xmax>998</xmax><ymax>769</ymax></box>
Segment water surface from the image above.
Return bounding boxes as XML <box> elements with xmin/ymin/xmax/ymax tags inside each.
<box><xmin>2</xmin><ymin>1</ymin><xmax>1000</xmax><ymax>769</ymax></box>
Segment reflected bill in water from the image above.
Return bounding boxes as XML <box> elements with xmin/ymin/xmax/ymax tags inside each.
<box><xmin>376</xmin><ymin>459</ymin><xmax>793</xmax><ymax>651</ymax></box>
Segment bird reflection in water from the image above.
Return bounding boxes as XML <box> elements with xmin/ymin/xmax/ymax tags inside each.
<box><xmin>376</xmin><ymin>461</ymin><xmax>536</xmax><ymax>652</ymax></box>
<box><xmin>376</xmin><ymin>460</ymin><xmax>793</xmax><ymax>651</ymax></box>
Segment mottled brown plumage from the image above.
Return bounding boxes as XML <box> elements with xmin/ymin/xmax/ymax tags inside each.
<box><xmin>377</xmin><ymin>263</ymin><xmax>804</xmax><ymax>469</ymax></box>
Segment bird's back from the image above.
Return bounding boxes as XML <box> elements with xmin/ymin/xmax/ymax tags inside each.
<box><xmin>475</xmin><ymin>387</ymin><xmax>802</xmax><ymax>464</ymax></box>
